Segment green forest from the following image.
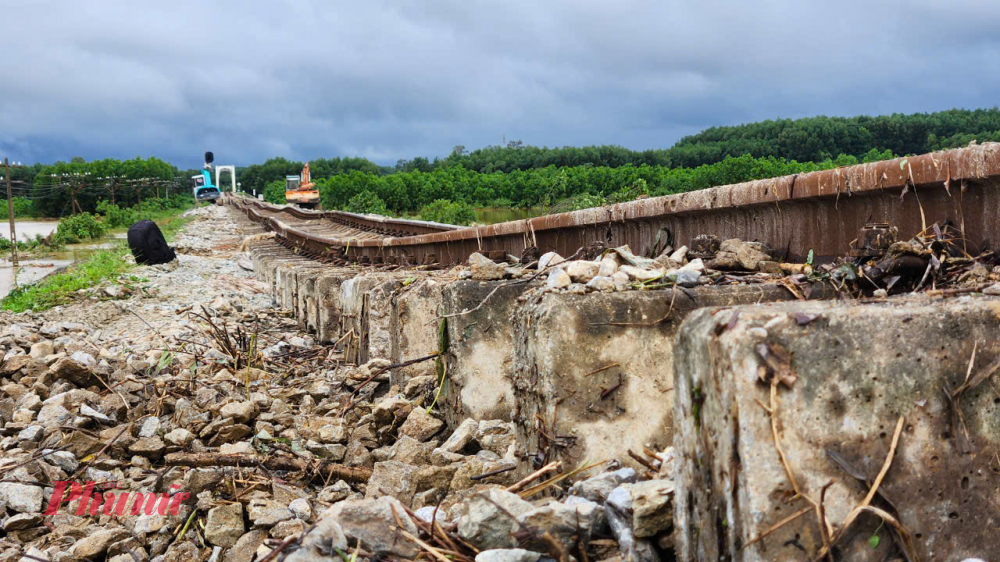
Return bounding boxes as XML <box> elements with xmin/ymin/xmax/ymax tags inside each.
<box><xmin>312</xmin><ymin>149</ymin><xmax>893</xmax><ymax>221</ymax></box>
<box><xmin>7</xmin><ymin>108</ymin><xmax>1000</xmax><ymax>223</ymax></box>
<box><xmin>237</xmin><ymin>108</ymin><xmax>1000</xmax><ymax>223</ymax></box>
<box><xmin>3</xmin><ymin>156</ymin><xmax>199</xmax><ymax>219</ymax></box>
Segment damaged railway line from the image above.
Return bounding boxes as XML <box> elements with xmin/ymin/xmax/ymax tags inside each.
<box><xmin>228</xmin><ymin>142</ymin><xmax>1000</xmax><ymax>561</ymax></box>
<box><xmin>232</xmin><ymin>142</ymin><xmax>1000</xmax><ymax>268</ymax></box>
<box><xmin>3</xmin><ymin>144</ymin><xmax>1000</xmax><ymax>562</ymax></box>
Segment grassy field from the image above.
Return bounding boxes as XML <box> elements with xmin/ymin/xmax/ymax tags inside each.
<box><xmin>0</xmin><ymin>207</ymin><xmax>196</xmax><ymax>313</ymax></box>
<box><xmin>1</xmin><ymin>247</ymin><xmax>135</xmax><ymax>312</ymax></box>
<box><xmin>145</xmin><ymin>207</ymin><xmax>194</xmax><ymax>241</ymax></box>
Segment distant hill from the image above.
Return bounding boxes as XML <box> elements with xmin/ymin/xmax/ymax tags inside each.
<box><xmin>239</xmin><ymin>108</ymin><xmax>1000</xmax><ymax>195</ymax></box>
<box><xmin>421</xmin><ymin>108</ymin><xmax>1000</xmax><ymax>174</ymax></box>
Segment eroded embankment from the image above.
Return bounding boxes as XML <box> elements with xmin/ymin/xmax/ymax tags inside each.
<box><xmin>240</xmin><ymin>200</ymin><xmax>1000</xmax><ymax>562</ymax></box>
<box><xmin>0</xmin><ymin>205</ymin><xmax>997</xmax><ymax>562</ymax></box>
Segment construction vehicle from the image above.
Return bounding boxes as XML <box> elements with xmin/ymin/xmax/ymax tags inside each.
<box><xmin>190</xmin><ymin>151</ymin><xmax>221</xmax><ymax>203</ymax></box>
<box><xmin>285</xmin><ymin>162</ymin><xmax>320</xmax><ymax>208</ymax></box>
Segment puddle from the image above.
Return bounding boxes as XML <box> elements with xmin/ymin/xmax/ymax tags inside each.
<box><xmin>0</xmin><ymin>258</ymin><xmax>74</xmax><ymax>299</ymax></box>
<box><xmin>0</xmin><ymin>221</ymin><xmax>138</xmax><ymax>299</ymax></box>
<box><xmin>0</xmin><ymin>220</ymin><xmax>60</xmax><ymax>241</ymax></box>
<box><xmin>0</xmin><ymin>232</ymin><xmax>124</xmax><ymax>299</ymax></box>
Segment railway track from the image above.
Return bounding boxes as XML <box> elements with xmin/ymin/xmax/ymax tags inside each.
<box><xmin>231</xmin><ymin>142</ymin><xmax>1000</xmax><ymax>266</ymax></box>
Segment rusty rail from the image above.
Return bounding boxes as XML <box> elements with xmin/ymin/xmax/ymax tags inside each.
<box><xmin>231</xmin><ymin>143</ymin><xmax>1000</xmax><ymax>265</ymax></box>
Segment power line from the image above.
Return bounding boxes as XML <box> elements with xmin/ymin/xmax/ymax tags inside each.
<box><xmin>3</xmin><ymin>158</ymin><xmax>23</xmax><ymax>268</ymax></box>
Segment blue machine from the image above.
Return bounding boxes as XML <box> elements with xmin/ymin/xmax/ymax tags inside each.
<box><xmin>190</xmin><ymin>151</ymin><xmax>221</xmax><ymax>202</ymax></box>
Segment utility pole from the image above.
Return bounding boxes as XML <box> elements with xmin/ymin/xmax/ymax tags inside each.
<box><xmin>69</xmin><ymin>176</ymin><xmax>77</xmax><ymax>214</ymax></box>
<box><xmin>3</xmin><ymin>158</ymin><xmax>22</xmax><ymax>269</ymax></box>
<box><xmin>67</xmin><ymin>172</ymin><xmax>89</xmax><ymax>215</ymax></box>
<box><xmin>106</xmin><ymin>176</ymin><xmax>119</xmax><ymax>205</ymax></box>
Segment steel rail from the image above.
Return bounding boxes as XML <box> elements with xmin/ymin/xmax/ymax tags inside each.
<box><xmin>231</xmin><ymin>142</ymin><xmax>1000</xmax><ymax>265</ymax></box>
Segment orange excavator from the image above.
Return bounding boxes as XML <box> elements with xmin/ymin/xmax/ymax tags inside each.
<box><xmin>285</xmin><ymin>162</ymin><xmax>320</xmax><ymax>208</ymax></box>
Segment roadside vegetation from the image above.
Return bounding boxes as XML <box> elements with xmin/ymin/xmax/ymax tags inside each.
<box><xmin>14</xmin><ymin>108</ymin><xmax>1000</xmax><ymax>226</ymax></box>
<box><xmin>263</xmin><ymin>179</ymin><xmax>286</xmax><ymax>204</ymax></box>
<box><xmin>1</xmin><ymin>246</ymin><xmax>134</xmax><ymax>313</ymax></box>
<box><xmin>309</xmin><ymin>149</ymin><xmax>896</xmax><ymax>222</ymax></box>
<box><xmin>51</xmin><ymin>195</ymin><xmax>192</xmax><ymax>244</ymax></box>
<box><xmin>0</xmin><ymin>197</ymin><xmax>40</xmax><ymax>219</ymax></box>
<box><xmin>0</xmin><ymin>203</ymin><xmax>194</xmax><ymax>313</ymax></box>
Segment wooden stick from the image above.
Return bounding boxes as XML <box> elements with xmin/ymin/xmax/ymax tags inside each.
<box><xmin>163</xmin><ymin>452</ymin><xmax>372</xmax><ymax>484</ymax></box>
<box><xmin>583</xmin><ymin>363</ymin><xmax>619</xmax><ymax>378</ymax></box>
<box><xmin>401</xmin><ymin>530</ymin><xmax>454</xmax><ymax>562</ymax></box>
<box><xmin>811</xmin><ymin>416</ymin><xmax>905</xmax><ymax>561</ymax></box>
<box><xmin>506</xmin><ymin>461</ymin><xmax>560</xmax><ymax>493</ymax></box>
<box><xmin>469</xmin><ymin>463</ymin><xmax>517</xmax><ymax>481</ymax></box>
<box><xmin>257</xmin><ymin>534</ymin><xmax>298</xmax><ymax>562</ymax></box>
<box><xmin>743</xmin><ymin>506</ymin><xmax>812</xmax><ymax>549</ymax></box>
<box><xmin>70</xmin><ymin>422</ymin><xmax>132</xmax><ymax>480</ymax></box>
<box><xmin>627</xmin><ymin>449</ymin><xmax>658</xmax><ymax>473</ymax></box>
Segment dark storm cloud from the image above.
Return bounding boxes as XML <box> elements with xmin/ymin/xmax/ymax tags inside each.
<box><xmin>1</xmin><ymin>0</ymin><xmax>999</xmax><ymax>168</ymax></box>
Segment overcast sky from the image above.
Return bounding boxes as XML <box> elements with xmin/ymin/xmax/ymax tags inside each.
<box><xmin>2</xmin><ymin>0</ymin><xmax>998</xmax><ymax>168</ymax></box>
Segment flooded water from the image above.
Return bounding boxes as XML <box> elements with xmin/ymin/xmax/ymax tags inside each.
<box><xmin>474</xmin><ymin>207</ymin><xmax>548</xmax><ymax>224</ymax></box>
<box><xmin>0</xmin><ymin>220</ymin><xmax>59</xmax><ymax>242</ymax></box>
<box><xmin>0</xmin><ymin>257</ymin><xmax>73</xmax><ymax>300</ymax></box>
<box><xmin>0</xmin><ymin>222</ymin><xmax>122</xmax><ymax>299</ymax></box>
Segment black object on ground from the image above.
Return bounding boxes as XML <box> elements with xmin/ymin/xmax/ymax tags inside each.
<box><xmin>127</xmin><ymin>219</ymin><xmax>177</xmax><ymax>265</ymax></box>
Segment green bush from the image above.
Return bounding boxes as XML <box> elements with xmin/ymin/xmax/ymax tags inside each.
<box><xmin>96</xmin><ymin>201</ymin><xmax>140</xmax><ymax>229</ymax></box>
<box><xmin>2</xmin><ymin>246</ymin><xmax>133</xmax><ymax>312</ymax></box>
<box><xmin>263</xmin><ymin>180</ymin><xmax>286</xmax><ymax>204</ymax></box>
<box><xmin>418</xmin><ymin>199</ymin><xmax>476</xmax><ymax>225</ymax></box>
<box><xmin>165</xmin><ymin>193</ymin><xmax>193</xmax><ymax>209</ymax></box>
<box><xmin>0</xmin><ymin>233</ymin><xmax>48</xmax><ymax>252</ymax></box>
<box><xmin>567</xmin><ymin>193</ymin><xmax>608</xmax><ymax>211</ymax></box>
<box><xmin>0</xmin><ymin>197</ymin><xmax>37</xmax><ymax>219</ymax></box>
<box><xmin>138</xmin><ymin>199</ymin><xmax>167</xmax><ymax>213</ymax></box>
<box><xmin>54</xmin><ymin>213</ymin><xmax>106</xmax><ymax>244</ymax></box>
<box><xmin>97</xmin><ymin>197</ymin><xmax>191</xmax><ymax>230</ymax></box>
<box><xmin>608</xmin><ymin>178</ymin><xmax>648</xmax><ymax>204</ymax></box>
<box><xmin>345</xmin><ymin>190</ymin><xmax>388</xmax><ymax>216</ymax></box>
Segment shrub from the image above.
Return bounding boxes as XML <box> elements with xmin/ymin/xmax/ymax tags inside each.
<box><xmin>567</xmin><ymin>193</ymin><xmax>608</xmax><ymax>211</ymax></box>
<box><xmin>263</xmin><ymin>180</ymin><xmax>286</xmax><ymax>204</ymax></box>
<box><xmin>345</xmin><ymin>190</ymin><xmax>388</xmax><ymax>216</ymax></box>
<box><xmin>165</xmin><ymin>193</ymin><xmax>193</xmax><ymax>209</ymax></box>
<box><xmin>418</xmin><ymin>199</ymin><xmax>477</xmax><ymax>225</ymax></box>
<box><xmin>138</xmin><ymin>199</ymin><xmax>168</xmax><ymax>214</ymax></box>
<box><xmin>0</xmin><ymin>234</ymin><xmax>49</xmax><ymax>252</ymax></box>
<box><xmin>0</xmin><ymin>197</ymin><xmax>37</xmax><ymax>219</ymax></box>
<box><xmin>54</xmin><ymin>213</ymin><xmax>106</xmax><ymax>244</ymax></box>
<box><xmin>608</xmin><ymin>178</ymin><xmax>649</xmax><ymax>204</ymax></box>
<box><xmin>96</xmin><ymin>201</ymin><xmax>140</xmax><ymax>229</ymax></box>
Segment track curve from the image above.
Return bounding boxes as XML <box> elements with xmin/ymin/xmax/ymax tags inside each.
<box><xmin>231</xmin><ymin>142</ymin><xmax>1000</xmax><ymax>267</ymax></box>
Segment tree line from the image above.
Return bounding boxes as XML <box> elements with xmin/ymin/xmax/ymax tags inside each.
<box><xmin>290</xmin><ymin>149</ymin><xmax>895</xmax><ymax>224</ymax></box>
<box><xmin>435</xmin><ymin>108</ymin><xmax>1000</xmax><ymax>172</ymax></box>
<box><xmin>241</xmin><ymin>108</ymin><xmax>1000</xmax><ymax>197</ymax></box>
<box><xmin>12</xmin><ymin>157</ymin><xmax>196</xmax><ymax>217</ymax></box>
